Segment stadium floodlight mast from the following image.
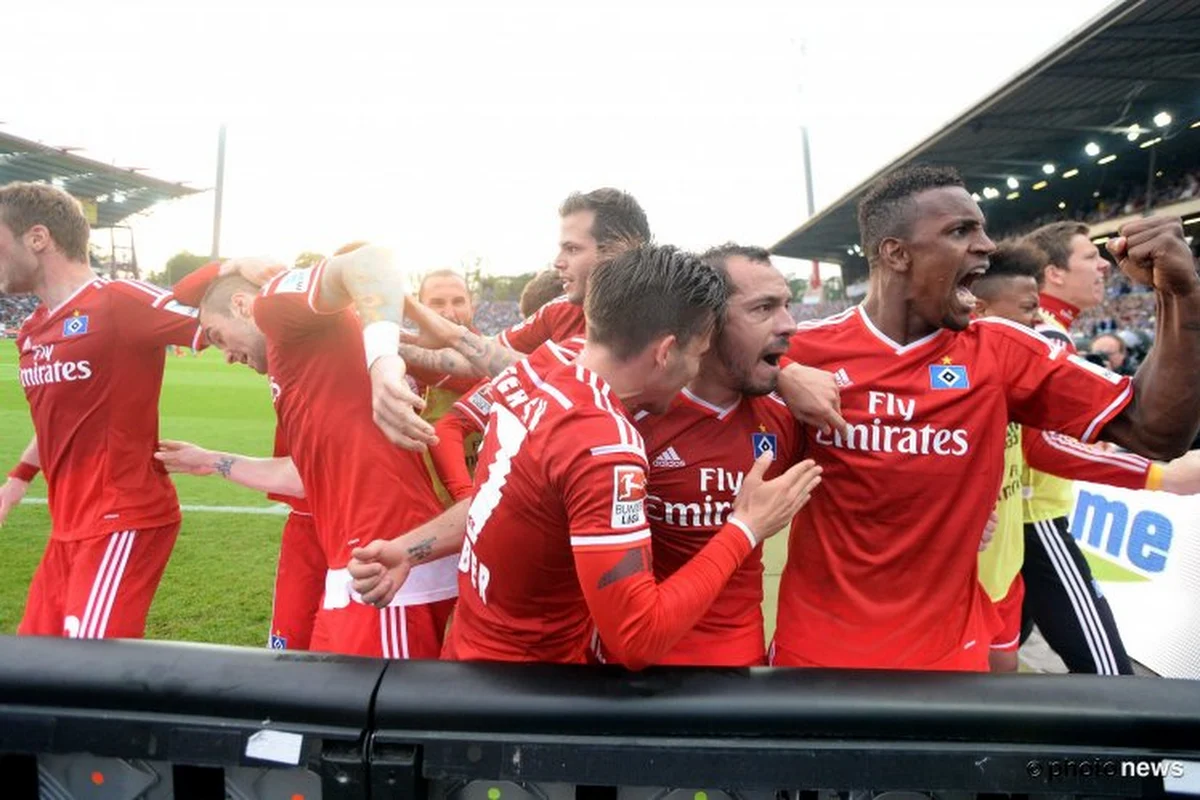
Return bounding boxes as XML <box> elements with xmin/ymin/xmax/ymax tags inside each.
<box><xmin>1084</xmin><ymin>141</ymin><xmax>1102</xmax><ymax>157</ymax></box>
<box><xmin>982</xmin><ymin>186</ymin><xmax>1000</xmax><ymax>199</ymax></box>
<box><xmin>1126</xmin><ymin>125</ymin><xmax>1142</xmax><ymax>142</ymax></box>
<box><xmin>971</xmin><ymin>192</ymin><xmax>982</xmax><ymax>201</ymax></box>
<box><xmin>1005</xmin><ymin>177</ymin><xmax>1019</xmax><ymax>190</ymax></box>
<box><xmin>1153</xmin><ymin>111</ymin><xmax>1172</xmax><ymax>128</ymax></box>
<box><xmin>1042</xmin><ymin>163</ymin><xmax>1056</xmax><ymax>175</ymax></box>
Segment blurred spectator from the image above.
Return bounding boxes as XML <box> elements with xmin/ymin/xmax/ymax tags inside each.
<box><xmin>472</xmin><ymin>301</ymin><xmax>523</xmax><ymax>335</ymax></box>
<box><xmin>1</xmin><ymin>294</ymin><xmax>38</xmax><ymax>335</ymax></box>
<box><xmin>1087</xmin><ymin>333</ymin><xmax>1132</xmax><ymax>376</ymax></box>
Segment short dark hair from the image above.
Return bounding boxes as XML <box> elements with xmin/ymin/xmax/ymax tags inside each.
<box><xmin>585</xmin><ymin>244</ymin><xmax>726</xmax><ymax>361</ymax></box>
<box><xmin>200</xmin><ymin>274</ymin><xmax>260</xmax><ymax>317</ymax></box>
<box><xmin>1025</xmin><ymin>221</ymin><xmax>1090</xmax><ymax>281</ymax></box>
<box><xmin>973</xmin><ymin>240</ymin><xmax>1045</xmax><ymax>299</ymax></box>
<box><xmin>0</xmin><ymin>181</ymin><xmax>91</xmax><ymax>262</ymax></box>
<box><xmin>699</xmin><ymin>242</ymin><xmax>772</xmax><ymax>280</ymax></box>
<box><xmin>519</xmin><ymin>269</ymin><xmax>565</xmax><ymax>317</ymax></box>
<box><xmin>857</xmin><ymin>165</ymin><xmax>966</xmax><ymax>264</ymax></box>
<box><xmin>559</xmin><ymin>188</ymin><xmax>651</xmax><ymax>254</ymax></box>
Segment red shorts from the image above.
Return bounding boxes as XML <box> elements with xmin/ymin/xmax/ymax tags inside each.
<box><xmin>990</xmin><ymin>574</ymin><xmax>1025</xmax><ymax>653</ymax></box>
<box><xmin>268</xmin><ymin>512</ymin><xmax>325</xmax><ymax>651</ymax></box>
<box><xmin>18</xmin><ymin>523</ymin><xmax>179</xmax><ymax>639</ymax></box>
<box><xmin>310</xmin><ymin>597</ymin><xmax>456</xmax><ymax>659</ymax></box>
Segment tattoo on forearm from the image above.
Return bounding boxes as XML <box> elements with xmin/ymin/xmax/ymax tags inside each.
<box><xmin>399</xmin><ymin>344</ymin><xmax>477</xmax><ymax>378</ymax></box>
<box><xmin>214</xmin><ymin>457</ymin><xmax>236</xmax><ymax>479</ymax></box>
<box><xmin>406</xmin><ymin>536</ymin><xmax>436</xmax><ymax>564</ymax></box>
<box><xmin>596</xmin><ymin>548</ymin><xmax>649</xmax><ymax>589</ymax></box>
<box><xmin>456</xmin><ymin>330</ymin><xmax>519</xmax><ymax>378</ymax></box>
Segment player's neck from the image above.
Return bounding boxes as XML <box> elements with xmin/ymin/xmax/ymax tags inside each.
<box><xmin>575</xmin><ymin>344</ymin><xmax>647</xmax><ymax>412</ymax></box>
<box><xmin>861</xmin><ymin>293</ymin><xmax>938</xmax><ymax>345</ymax></box>
<box><xmin>37</xmin><ymin>258</ymin><xmax>96</xmax><ymax>312</ymax></box>
<box><xmin>687</xmin><ymin>365</ymin><xmax>740</xmax><ymax>409</ymax></box>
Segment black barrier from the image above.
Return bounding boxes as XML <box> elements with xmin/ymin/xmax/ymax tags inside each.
<box><xmin>2</xmin><ymin>636</ymin><xmax>1199</xmax><ymax>799</ymax></box>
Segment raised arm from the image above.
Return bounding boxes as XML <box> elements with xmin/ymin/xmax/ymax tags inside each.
<box><xmin>403</xmin><ymin>295</ymin><xmax>522</xmax><ymax>378</ymax></box>
<box><xmin>1099</xmin><ymin>217</ymin><xmax>1200</xmax><ymax>460</ymax></box>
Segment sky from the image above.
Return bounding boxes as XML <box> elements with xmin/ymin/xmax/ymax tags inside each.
<box><xmin>1</xmin><ymin>0</ymin><xmax>1116</xmax><ymax>280</ymax></box>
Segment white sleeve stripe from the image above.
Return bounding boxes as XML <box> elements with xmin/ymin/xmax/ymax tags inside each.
<box><xmin>974</xmin><ymin>315</ymin><xmax>1060</xmax><ymax>355</ymax></box>
<box><xmin>191</xmin><ymin>325</ymin><xmax>204</xmax><ymax>351</ymax></box>
<box><xmin>1040</xmin><ymin>431</ymin><xmax>1149</xmax><ymax>471</ymax></box>
<box><xmin>455</xmin><ymin>401</ymin><xmax>487</xmax><ymax>428</ymax></box>
<box><xmin>116</xmin><ymin>279</ymin><xmax>170</xmax><ymax>300</ymax></box>
<box><xmin>306</xmin><ymin>259</ymin><xmax>328</xmax><ymax>313</ymax></box>
<box><xmin>1081</xmin><ymin>384</ymin><xmax>1133</xmax><ymax>444</ymax></box>
<box><xmin>571</xmin><ymin>529</ymin><xmax>651</xmax><ymax>548</ymax></box>
<box><xmin>727</xmin><ymin>516</ymin><xmax>758</xmax><ymax>548</ymax></box>
<box><xmin>497</xmin><ymin>329</ymin><xmax>513</xmax><ymax>349</ymax></box>
<box><xmin>589</xmin><ymin>444</ymin><xmax>644</xmax><ymax>457</ymax></box>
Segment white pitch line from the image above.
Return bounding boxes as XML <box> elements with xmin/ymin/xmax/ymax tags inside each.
<box><xmin>19</xmin><ymin>498</ymin><xmax>290</xmax><ymax>516</ymax></box>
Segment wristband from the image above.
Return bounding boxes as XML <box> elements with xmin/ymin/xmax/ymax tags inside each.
<box><xmin>363</xmin><ymin>320</ymin><xmax>402</xmax><ymax>369</ymax></box>
<box><xmin>1146</xmin><ymin>462</ymin><xmax>1164</xmax><ymax>491</ymax></box>
<box><xmin>8</xmin><ymin>462</ymin><xmax>38</xmax><ymax>483</ymax></box>
<box><xmin>726</xmin><ymin>515</ymin><xmax>759</xmax><ymax>548</ymax></box>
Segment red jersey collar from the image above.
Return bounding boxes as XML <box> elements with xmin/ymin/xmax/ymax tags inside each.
<box><xmin>1038</xmin><ymin>293</ymin><xmax>1080</xmax><ymax>330</ymax></box>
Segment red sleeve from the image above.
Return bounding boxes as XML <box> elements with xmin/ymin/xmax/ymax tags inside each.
<box><xmin>984</xmin><ymin>318</ymin><xmax>1133</xmax><ymax>444</ymax></box>
<box><xmin>170</xmin><ymin>261</ymin><xmax>222</xmax><ymax>306</ymax></box>
<box><xmin>1022</xmin><ymin>427</ymin><xmax>1151</xmax><ymax>490</ymax></box>
<box><xmin>109</xmin><ymin>279</ymin><xmax>204</xmax><ymax>350</ymax></box>
<box><xmin>430</xmin><ymin>409</ymin><xmax>480</xmax><ymax>501</ymax></box>
<box><xmin>558</xmin><ymin>445</ymin><xmax>755</xmax><ymax>670</ymax></box>
<box><xmin>253</xmin><ymin>262</ymin><xmax>341</xmax><ymax>343</ymax></box>
<box><xmin>496</xmin><ymin>305</ymin><xmax>552</xmax><ymax>353</ymax></box>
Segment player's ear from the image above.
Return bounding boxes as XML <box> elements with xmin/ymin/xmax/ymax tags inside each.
<box><xmin>652</xmin><ymin>334</ymin><xmax>677</xmax><ymax>368</ymax></box>
<box><xmin>230</xmin><ymin>291</ymin><xmax>255</xmax><ymax>320</ymax></box>
<box><xmin>878</xmin><ymin>237</ymin><xmax>909</xmax><ymax>274</ymax></box>
<box><xmin>973</xmin><ymin>297</ymin><xmax>990</xmax><ymax>318</ymax></box>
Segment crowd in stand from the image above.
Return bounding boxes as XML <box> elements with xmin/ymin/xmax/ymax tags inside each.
<box><xmin>0</xmin><ymin>295</ymin><xmax>37</xmax><ymax>334</ymax></box>
<box><xmin>471</xmin><ymin>301</ymin><xmax>523</xmax><ymax>335</ymax></box>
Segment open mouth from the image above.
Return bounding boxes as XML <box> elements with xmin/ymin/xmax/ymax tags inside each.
<box><xmin>955</xmin><ymin>265</ymin><xmax>987</xmax><ymax>309</ymax></box>
<box><xmin>759</xmin><ymin>348</ymin><xmax>786</xmax><ymax>368</ymax></box>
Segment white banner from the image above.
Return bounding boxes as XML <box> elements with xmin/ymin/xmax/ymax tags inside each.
<box><xmin>1070</xmin><ymin>482</ymin><xmax>1200</xmax><ymax>679</ymax></box>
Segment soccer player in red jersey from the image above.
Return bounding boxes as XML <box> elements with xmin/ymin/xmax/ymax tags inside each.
<box><xmin>773</xmin><ymin>165</ymin><xmax>1200</xmax><ymax>671</ymax></box>
<box><xmin>175</xmin><ymin>247</ymin><xmax>455</xmax><ymax>658</ymax></box>
<box><xmin>634</xmin><ymin>244</ymin><xmax>805</xmax><ymax>667</ymax></box>
<box><xmin>0</xmin><ymin>182</ymin><xmax>203</xmax><ymax>639</ymax></box>
<box><xmin>352</xmin><ymin>244</ymin><xmax>823</xmax><ymax>668</ymax></box>
<box><xmin>161</xmin><ymin>260</ymin><xmax>324</xmax><ymax>651</ymax></box>
<box><xmin>394</xmin><ymin>189</ymin><xmax>651</xmax><ymax>398</ymax></box>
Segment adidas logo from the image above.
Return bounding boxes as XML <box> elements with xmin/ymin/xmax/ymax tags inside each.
<box><xmin>833</xmin><ymin>368</ymin><xmax>853</xmax><ymax>388</ymax></box>
<box><xmin>652</xmin><ymin>447</ymin><xmax>686</xmax><ymax>469</ymax></box>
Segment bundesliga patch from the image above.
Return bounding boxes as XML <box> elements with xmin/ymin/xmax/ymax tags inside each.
<box><xmin>62</xmin><ymin>314</ymin><xmax>89</xmax><ymax>337</ymax></box>
<box><xmin>275</xmin><ymin>268</ymin><xmax>313</xmax><ymax>295</ymax></box>
<box><xmin>468</xmin><ymin>390</ymin><xmax>492</xmax><ymax>418</ymax></box>
<box><xmin>751</xmin><ymin>431</ymin><xmax>777</xmax><ymax>461</ymax></box>
<box><xmin>929</xmin><ymin>363</ymin><xmax>969</xmax><ymax>390</ymax></box>
<box><xmin>611</xmin><ymin>465</ymin><xmax>647</xmax><ymax>529</ymax></box>
<box><xmin>269</xmin><ymin>633</ymin><xmax>288</xmax><ymax>650</ymax></box>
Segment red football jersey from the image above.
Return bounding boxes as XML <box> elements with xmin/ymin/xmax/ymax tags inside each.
<box><xmin>638</xmin><ymin>389</ymin><xmax>803</xmax><ymax>666</ymax></box>
<box><xmin>495</xmin><ymin>295</ymin><xmax>586</xmax><ymax>353</ymax></box>
<box><xmin>1022</xmin><ymin>428</ymin><xmax>1150</xmax><ymax>489</ymax></box>
<box><xmin>254</xmin><ymin>264</ymin><xmax>449</xmax><ymax>598</ymax></box>
<box><xmin>16</xmin><ymin>278</ymin><xmax>202</xmax><ymax>541</ymax></box>
<box><xmin>445</xmin><ymin>361</ymin><xmax>757</xmax><ymax>667</ymax></box>
<box><xmin>266</xmin><ymin>421</ymin><xmax>309</xmax><ymax>514</ymax></box>
<box><xmin>776</xmin><ymin>306</ymin><xmax>1133</xmax><ymax>671</ymax></box>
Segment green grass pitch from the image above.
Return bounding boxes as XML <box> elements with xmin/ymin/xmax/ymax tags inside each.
<box><xmin>0</xmin><ymin>344</ymin><xmax>791</xmax><ymax>648</ymax></box>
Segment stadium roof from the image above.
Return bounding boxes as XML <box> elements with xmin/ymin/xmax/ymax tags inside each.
<box><xmin>771</xmin><ymin>0</ymin><xmax>1200</xmax><ymax>279</ymax></box>
<box><xmin>0</xmin><ymin>129</ymin><xmax>201</xmax><ymax>228</ymax></box>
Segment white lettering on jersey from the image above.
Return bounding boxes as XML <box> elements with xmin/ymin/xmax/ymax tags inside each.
<box><xmin>19</xmin><ymin>360</ymin><xmax>94</xmax><ymax>388</ymax></box>
<box><xmin>815</xmin><ymin>421</ymin><xmax>969</xmax><ymax>456</ymax></box>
